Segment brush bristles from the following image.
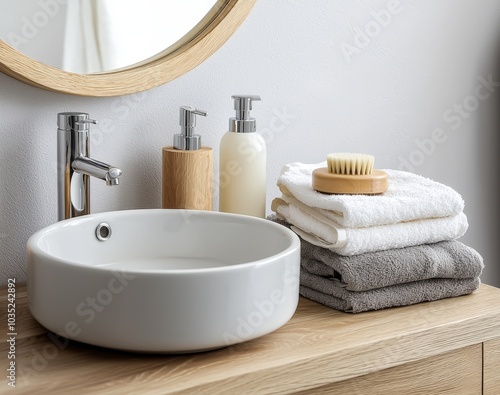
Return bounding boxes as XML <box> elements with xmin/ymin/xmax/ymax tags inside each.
<box><xmin>327</xmin><ymin>153</ymin><xmax>375</xmax><ymax>175</ymax></box>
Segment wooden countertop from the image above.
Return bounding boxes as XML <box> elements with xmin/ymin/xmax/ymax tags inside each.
<box><xmin>2</xmin><ymin>283</ymin><xmax>500</xmax><ymax>394</ymax></box>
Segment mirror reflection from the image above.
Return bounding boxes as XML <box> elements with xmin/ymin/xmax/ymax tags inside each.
<box><xmin>1</xmin><ymin>0</ymin><xmax>218</xmax><ymax>74</ymax></box>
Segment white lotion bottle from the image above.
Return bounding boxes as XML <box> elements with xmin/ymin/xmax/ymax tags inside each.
<box><xmin>219</xmin><ymin>95</ymin><xmax>266</xmax><ymax>218</ymax></box>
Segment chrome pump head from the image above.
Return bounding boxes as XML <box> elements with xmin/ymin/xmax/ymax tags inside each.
<box><xmin>173</xmin><ymin>106</ymin><xmax>207</xmax><ymax>150</ymax></box>
<box><xmin>229</xmin><ymin>95</ymin><xmax>261</xmax><ymax>133</ymax></box>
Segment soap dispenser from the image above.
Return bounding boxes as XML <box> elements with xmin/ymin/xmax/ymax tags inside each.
<box><xmin>219</xmin><ymin>95</ymin><xmax>266</xmax><ymax>218</ymax></box>
<box><xmin>162</xmin><ymin>106</ymin><xmax>213</xmax><ymax>210</ymax></box>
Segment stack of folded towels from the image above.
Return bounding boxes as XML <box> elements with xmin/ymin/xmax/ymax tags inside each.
<box><xmin>271</xmin><ymin>162</ymin><xmax>484</xmax><ymax>313</ymax></box>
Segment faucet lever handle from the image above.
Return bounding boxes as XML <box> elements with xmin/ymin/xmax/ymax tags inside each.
<box><xmin>57</xmin><ymin>112</ymin><xmax>98</xmax><ymax>131</ymax></box>
<box><xmin>76</xmin><ymin>119</ymin><xmax>98</xmax><ymax>126</ymax></box>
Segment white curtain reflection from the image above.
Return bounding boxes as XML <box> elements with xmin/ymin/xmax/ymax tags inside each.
<box><xmin>63</xmin><ymin>0</ymin><xmax>217</xmax><ymax>74</ymax></box>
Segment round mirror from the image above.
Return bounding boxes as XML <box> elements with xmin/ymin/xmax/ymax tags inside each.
<box><xmin>0</xmin><ymin>0</ymin><xmax>255</xmax><ymax>96</ymax></box>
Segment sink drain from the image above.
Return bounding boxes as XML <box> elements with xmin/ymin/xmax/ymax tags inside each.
<box><xmin>95</xmin><ymin>222</ymin><xmax>112</xmax><ymax>241</ymax></box>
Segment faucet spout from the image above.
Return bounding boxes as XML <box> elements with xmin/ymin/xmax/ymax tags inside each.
<box><xmin>72</xmin><ymin>157</ymin><xmax>122</xmax><ymax>186</ymax></box>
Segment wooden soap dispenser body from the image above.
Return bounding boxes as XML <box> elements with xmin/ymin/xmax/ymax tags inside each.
<box><xmin>162</xmin><ymin>106</ymin><xmax>213</xmax><ymax>210</ymax></box>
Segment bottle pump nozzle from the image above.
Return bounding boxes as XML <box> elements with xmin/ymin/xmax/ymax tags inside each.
<box><xmin>230</xmin><ymin>95</ymin><xmax>261</xmax><ymax>133</ymax></box>
<box><xmin>174</xmin><ymin>106</ymin><xmax>207</xmax><ymax>150</ymax></box>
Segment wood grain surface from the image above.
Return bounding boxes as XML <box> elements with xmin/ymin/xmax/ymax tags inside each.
<box><xmin>484</xmin><ymin>337</ymin><xmax>500</xmax><ymax>395</ymax></box>
<box><xmin>294</xmin><ymin>345</ymin><xmax>482</xmax><ymax>395</ymax></box>
<box><xmin>162</xmin><ymin>147</ymin><xmax>213</xmax><ymax>210</ymax></box>
<box><xmin>1</xmin><ymin>284</ymin><xmax>499</xmax><ymax>394</ymax></box>
<box><xmin>312</xmin><ymin>168</ymin><xmax>388</xmax><ymax>195</ymax></box>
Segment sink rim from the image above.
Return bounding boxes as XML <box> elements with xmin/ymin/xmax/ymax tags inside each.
<box><xmin>27</xmin><ymin>209</ymin><xmax>300</xmax><ymax>275</ymax></box>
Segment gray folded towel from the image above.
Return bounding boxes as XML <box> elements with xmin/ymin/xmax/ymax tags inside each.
<box><xmin>302</xmin><ymin>240</ymin><xmax>483</xmax><ymax>291</ymax></box>
<box><xmin>300</xmin><ymin>269</ymin><xmax>480</xmax><ymax>313</ymax></box>
<box><xmin>269</xmin><ymin>215</ymin><xmax>484</xmax><ymax>291</ymax></box>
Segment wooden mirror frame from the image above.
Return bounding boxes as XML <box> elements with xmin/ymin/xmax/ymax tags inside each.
<box><xmin>0</xmin><ymin>0</ymin><xmax>255</xmax><ymax>97</ymax></box>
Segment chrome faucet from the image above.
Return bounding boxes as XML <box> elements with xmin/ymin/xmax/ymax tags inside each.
<box><xmin>57</xmin><ymin>112</ymin><xmax>122</xmax><ymax>220</ymax></box>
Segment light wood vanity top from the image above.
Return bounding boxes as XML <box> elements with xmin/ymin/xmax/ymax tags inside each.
<box><xmin>1</xmin><ymin>283</ymin><xmax>500</xmax><ymax>394</ymax></box>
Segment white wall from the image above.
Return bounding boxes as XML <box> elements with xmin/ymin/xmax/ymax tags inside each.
<box><xmin>1</xmin><ymin>0</ymin><xmax>499</xmax><ymax>287</ymax></box>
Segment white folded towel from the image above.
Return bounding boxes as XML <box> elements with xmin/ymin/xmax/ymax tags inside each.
<box><xmin>272</xmin><ymin>195</ymin><xmax>469</xmax><ymax>256</ymax></box>
<box><xmin>278</xmin><ymin>162</ymin><xmax>465</xmax><ymax>228</ymax></box>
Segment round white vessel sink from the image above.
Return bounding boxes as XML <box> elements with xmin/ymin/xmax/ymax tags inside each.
<box><xmin>27</xmin><ymin>210</ymin><xmax>300</xmax><ymax>353</ymax></box>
